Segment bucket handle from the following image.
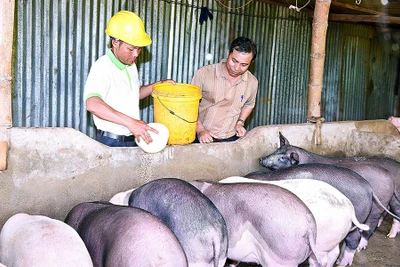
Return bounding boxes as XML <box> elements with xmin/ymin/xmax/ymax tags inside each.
<box><xmin>156</xmin><ymin>97</ymin><xmax>198</xmax><ymax>123</ymax></box>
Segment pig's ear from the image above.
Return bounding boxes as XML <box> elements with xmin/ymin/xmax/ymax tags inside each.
<box><xmin>279</xmin><ymin>132</ymin><xmax>290</xmax><ymax>147</ymax></box>
<box><xmin>290</xmin><ymin>152</ymin><xmax>300</xmax><ymax>165</ymax></box>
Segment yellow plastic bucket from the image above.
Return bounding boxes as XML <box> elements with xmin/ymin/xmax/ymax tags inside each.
<box><xmin>152</xmin><ymin>83</ymin><xmax>202</xmax><ymax>145</ymax></box>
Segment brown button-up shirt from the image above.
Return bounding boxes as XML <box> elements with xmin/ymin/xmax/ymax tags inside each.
<box><xmin>191</xmin><ymin>59</ymin><xmax>258</xmax><ymax>139</ymax></box>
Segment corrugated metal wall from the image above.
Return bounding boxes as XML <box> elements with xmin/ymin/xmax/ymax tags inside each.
<box><xmin>368</xmin><ymin>33</ymin><xmax>399</xmax><ymax>119</ymax></box>
<box><xmin>12</xmin><ymin>0</ymin><xmax>399</xmax><ymax>139</ymax></box>
<box><xmin>322</xmin><ymin>23</ymin><xmax>399</xmax><ymax>122</ymax></box>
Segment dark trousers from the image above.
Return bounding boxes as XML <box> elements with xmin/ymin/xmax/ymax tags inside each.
<box><xmin>96</xmin><ymin>131</ymin><xmax>137</xmax><ymax>147</ymax></box>
<box><xmin>193</xmin><ymin>135</ymin><xmax>238</xmax><ymax>143</ymax></box>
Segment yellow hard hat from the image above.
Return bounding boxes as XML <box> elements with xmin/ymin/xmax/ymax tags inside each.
<box><xmin>105</xmin><ymin>10</ymin><xmax>152</xmax><ymax>47</ymax></box>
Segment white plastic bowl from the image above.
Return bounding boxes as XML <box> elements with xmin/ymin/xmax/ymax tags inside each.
<box><xmin>136</xmin><ymin>123</ymin><xmax>169</xmax><ymax>153</ymax></box>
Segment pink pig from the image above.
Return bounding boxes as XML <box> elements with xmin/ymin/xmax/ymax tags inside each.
<box><xmin>388</xmin><ymin>116</ymin><xmax>400</xmax><ymax>130</ymax></box>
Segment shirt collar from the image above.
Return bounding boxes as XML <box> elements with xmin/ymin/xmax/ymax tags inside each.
<box><xmin>107</xmin><ymin>48</ymin><xmax>127</xmax><ymax>71</ymax></box>
<box><xmin>216</xmin><ymin>58</ymin><xmax>249</xmax><ymax>82</ymax></box>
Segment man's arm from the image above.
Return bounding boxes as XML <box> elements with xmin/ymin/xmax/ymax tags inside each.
<box><xmin>235</xmin><ymin>107</ymin><xmax>253</xmax><ymax>137</ymax></box>
<box><xmin>86</xmin><ymin>96</ymin><xmax>154</xmax><ymax>143</ymax></box>
<box><xmin>139</xmin><ymin>80</ymin><xmax>176</xmax><ymax>100</ymax></box>
<box><xmin>196</xmin><ymin>119</ymin><xmax>214</xmax><ymax>143</ymax></box>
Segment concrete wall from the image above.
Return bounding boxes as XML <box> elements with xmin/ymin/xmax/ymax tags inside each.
<box><xmin>0</xmin><ymin>119</ymin><xmax>399</xmax><ymax>228</ymax></box>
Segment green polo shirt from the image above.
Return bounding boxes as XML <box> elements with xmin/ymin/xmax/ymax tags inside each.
<box><xmin>84</xmin><ymin>49</ymin><xmax>140</xmax><ymax>136</ymax></box>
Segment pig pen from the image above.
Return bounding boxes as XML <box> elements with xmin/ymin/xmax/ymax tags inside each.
<box><xmin>0</xmin><ymin>119</ymin><xmax>399</xmax><ymax>266</ymax></box>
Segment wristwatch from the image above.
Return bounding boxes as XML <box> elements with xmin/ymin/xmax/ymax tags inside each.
<box><xmin>237</xmin><ymin>119</ymin><xmax>245</xmax><ymax>126</ymax></box>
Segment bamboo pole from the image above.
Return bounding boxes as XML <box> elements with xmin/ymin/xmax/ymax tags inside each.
<box><xmin>307</xmin><ymin>0</ymin><xmax>331</xmax><ymax>145</ymax></box>
<box><xmin>0</xmin><ymin>0</ymin><xmax>15</xmax><ymax>170</ymax></box>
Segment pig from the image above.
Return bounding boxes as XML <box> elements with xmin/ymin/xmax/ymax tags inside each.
<box><xmin>388</xmin><ymin>116</ymin><xmax>400</xmax><ymax>130</ymax></box>
<box><xmin>246</xmin><ymin>164</ymin><xmax>374</xmax><ymax>224</ymax></box>
<box><xmin>109</xmin><ymin>188</ymin><xmax>135</xmax><ymax>205</ymax></box>
<box><xmin>245</xmin><ymin>163</ymin><xmax>392</xmax><ymax>252</ymax></box>
<box><xmin>219</xmin><ymin>176</ymin><xmax>369</xmax><ymax>267</ymax></box>
<box><xmin>64</xmin><ymin>201</ymin><xmax>188</xmax><ymax>267</ymax></box>
<box><xmin>128</xmin><ymin>178</ymin><xmax>228</xmax><ymax>267</ymax></box>
<box><xmin>0</xmin><ymin>213</ymin><xmax>93</xmax><ymax>267</ymax></box>
<box><xmin>259</xmin><ymin>132</ymin><xmax>400</xmax><ymax>266</ymax></box>
<box><xmin>190</xmin><ymin>179</ymin><xmax>320</xmax><ymax>267</ymax></box>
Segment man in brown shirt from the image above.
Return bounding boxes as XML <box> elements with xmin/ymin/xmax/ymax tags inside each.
<box><xmin>191</xmin><ymin>37</ymin><xmax>258</xmax><ymax>143</ymax></box>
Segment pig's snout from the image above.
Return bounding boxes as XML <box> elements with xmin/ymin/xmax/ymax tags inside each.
<box><xmin>259</xmin><ymin>156</ymin><xmax>269</xmax><ymax>166</ymax></box>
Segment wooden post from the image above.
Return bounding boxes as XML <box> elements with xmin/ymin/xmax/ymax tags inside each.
<box><xmin>0</xmin><ymin>0</ymin><xmax>15</xmax><ymax>170</ymax></box>
<box><xmin>307</xmin><ymin>0</ymin><xmax>331</xmax><ymax>144</ymax></box>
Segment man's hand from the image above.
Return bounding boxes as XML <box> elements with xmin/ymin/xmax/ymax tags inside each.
<box><xmin>235</xmin><ymin>124</ymin><xmax>247</xmax><ymax>138</ymax></box>
<box><xmin>127</xmin><ymin>119</ymin><xmax>158</xmax><ymax>144</ymax></box>
<box><xmin>197</xmin><ymin>129</ymin><xmax>214</xmax><ymax>143</ymax></box>
<box><xmin>158</xmin><ymin>79</ymin><xmax>176</xmax><ymax>85</ymax></box>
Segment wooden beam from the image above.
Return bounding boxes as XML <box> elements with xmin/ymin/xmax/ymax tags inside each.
<box><xmin>0</xmin><ymin>0</ymin><xmax>14</xmax><ymax>170</ymax></box>
<box><xmin>257</xmin><ymin>0</ymin><xmax>314</xmax><ymax>13</ymax></box>
<box><xmin>331</xmin><ymin>1</ymin><xmax>386</xmax><ymax>15</ymax></box>
<box><xmin>256</xmin><ymin>0</ymin><xmax>293</xmax><ymax>8</ymax></box>
<box><xmin>329</xmin><ymin>14</ymin><xmax>400</xmax><ymax>24</ymax></box>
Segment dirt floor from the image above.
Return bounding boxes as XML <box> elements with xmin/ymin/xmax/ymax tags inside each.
<box><xmin>348</xmin><ymin>215</ymin><xmax>399</xmax><ymax>267</ymax></box>
<box><xmin>236</xmin><ymin>215</ymin><xmax>399</xmax><ymax>267</ymax></box>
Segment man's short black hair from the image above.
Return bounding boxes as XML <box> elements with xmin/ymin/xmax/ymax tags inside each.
<box><xmin>229</xmin><ymin>37</ymin><xmax>257</xmax><ymax>62</ymax></box>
